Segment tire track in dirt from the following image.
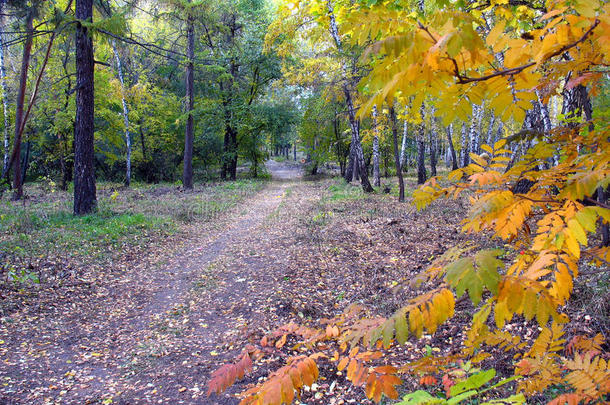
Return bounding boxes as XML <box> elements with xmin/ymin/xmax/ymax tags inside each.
<box><xmin>0</xmin><ymin>162</ymin><xmax>302</xmax><ymax>404</ymax></box>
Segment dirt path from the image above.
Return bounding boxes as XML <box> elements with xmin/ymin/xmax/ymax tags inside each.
<box><xmin>0</xmin><ymin>162</ymin><xmax>305</xmax><ymax>404</ymax></box>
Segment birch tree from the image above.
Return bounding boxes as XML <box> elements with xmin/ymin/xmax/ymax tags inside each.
<box><xmin>325</xmin><ymin>0</ymin><xmax>372</xmax><ymax>192</ymax></box>
<box><xmin>111</xmin><ymin>41</ymin><xmax>132</xmax><ymax>186</ymax></box>
<box><xmin>371</xmin><ymin>105</ymin><xmax>380</xmax><ymax>187</ymax></box>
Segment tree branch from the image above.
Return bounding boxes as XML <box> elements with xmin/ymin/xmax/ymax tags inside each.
<box><xmin>453</xmin><ymin>19</ymin><xmax>600</xmax><ymax>84</ymax></box>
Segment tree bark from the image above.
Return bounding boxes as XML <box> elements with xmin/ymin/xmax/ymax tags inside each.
<box><xmin>10</xmin><ymin>7</ymin><xmax>34</xmax><ymax>199</ymax></box>
<box><xmin>326</xmin><ymin>0</ymin><xmax>373</xmax><ymax>192</ymax></box>
<box><xmin>73</xmin><ymin>0</ymin><xmax>97</xmax><ymax>214</ymax></box>
<box><xmin>429</xmin><ymin>111</ymin><xmax>438</xmax><ymax>177</ymax></box>
<box><xmin>485</xmin><ymin>113</ymin><xmax>496</xmax><ymax>148</ymax></box>
<box><xmin>0</xmin><ymin>1</ymin><xmax>9</xmax><ymax>176</ymax></box>
<box><xmin>460</xmin><ymin>122</ymin><xmax>468</xmax><ymax>167</ymax></box>
<box><xmin>416</xmin><ymin>136</ymin><xmax>427</xmax><ymax>184</ymax></box>
<box><xmin>400</xmin><ymin>119</ymin><xmax>408</xmax><ymax>171</ymax></box>
<box><xmin>112</xmin><ymin>41</ymin><xmax>132</xmax><ymax>186</ymax></box>
<box><xmin>371</xmin><ymin>105</ymin><xmax>380</xmax><ymax>187</ymax></box>
<box><xmin>416</xmin><ymin>106</ymin><xmax>427</xmax><ymax>184</ymax></box>
<box><xmin>182</xmin><ymin>7</ymin><xmax>194</xmax><ymax>189</ymax></box>
<box><xmin>445</xmin><ymin>123</ymin><xmax>458</xmax><ymax>170</ymax></box>
<box><xmin>389</xmin><ymin>105</ymin><xmax>404</xmax><ymax>201</ymax></box>
<box><xmin>344</xmin><ymin>142</ymin><xmax>354</xmax><ymax>182</ymax></box>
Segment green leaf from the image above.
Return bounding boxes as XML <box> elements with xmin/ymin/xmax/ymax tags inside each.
<box><xmin>395</xmin><ymin>310</ymin><xmax>409</xmax><ymax>345</ymax></box>
<box><xmin>445</xmin><ymin>258</ymin><xmax>474</xmax><ymax>299</ymax></box>
<box><xmin>475</xmin><ymin>249</ymin><xmax>503</xmax><ymax>296</ymax></box>
<box><xmin>450</xmin><ymin>369</ymin><xmax>496</xmax><ymax>397</ymax></box>
<box><xmin>447</xmin><ymin>390</ymin><xmax>477</xmax><ymax>404</ymax></box>
<box><xmin>382</xmin><ymin>318</ymin><xmax>395</xmax><ymax>348</ymax></box>
<box><xmin>398</xmin><ymin>390</ymin><xmax>444</xmax><ymax>405</ymax></box>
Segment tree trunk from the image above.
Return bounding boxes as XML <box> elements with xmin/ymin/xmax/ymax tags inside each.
<box><xmin>326</xmin><ymin>0</ymin><xmax>373</xmax><ymax>192</ymax></box>
<box><xmin>416</xmin><ymin>105</ymin><xmax>427</xmax><ymax>184</ymax></box>
<box><xmin>460</xmin><ymin>122</ymin><xmax>468</xmax><ymax>167</ymax></box>
<box><xmin>371</xmin><ymin>105</ymin><xmax>380</xmax><ymax>187</ymax></box>
<box><xmin>73</xmin><ymin>0</ymin><xmax>97</xmax><ymax>214</ymax></box>
<box><xmin>400</xmin><ymin>119</ymin><xmax>408</xmax><ymax>171</ymax></box>
<box><xmin>445</xmin><ymin>123</ymin><xmax>458</xmax><ymax>170</ymax></box>
<box><xmin>293</xmin><ymin>143</ymin><xmax>296</xmax><ymax>161</ymax></box>
<box><xmin>344</xmin><ymin>142</ymin><xmax>354</xmax><ymax>182</ymax></box>
<box><xmin>485</xmin><ymin>113</ymin><xmax>496</xmax><ymax>148</ymax></box>
<box><xmin>389</xmin><ymin>105</ymin><xmax>404</xmax><ymax>201</ymax></box>
<box><xmin>10</xmin><ymin>8</ymin><xmax>34</xmax><ymax>199</ymax></box>
<box><xmin>112</xmin><ymin>41</ymin><xmax>131</xmax><ymax>187</ymax></box>
<box><xmin>416</xmin><ymin>136</ymin><xmax>427</xmax><ymax>184</ymax></box>
<box><xmin>470</xmin><ymin>103</ymin><xmax>484</xmax><ymax>155</ymax></box>
<box><xmin>429</xmin><ymin>113</ymin><xmax>438</xmax><ymax>177</ymax></box>
<box><xmin>21</xmin><ymin>139</ymin><xmax>30</xmax><ymax>182</ymax></box>
<box><xmin>0</xmin><ymin>1</ymin><xmax>9</xmax><ymax>176</ymax></box>
<box><xmin>182</xmin><ymin>8</ymin><xmax>194</xmax><ymax>189</ymax></box>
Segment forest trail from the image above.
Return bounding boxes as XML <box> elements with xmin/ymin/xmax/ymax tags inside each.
<box><xmin>1</xmin><ymin>161</ymin><xmax>304</xmax><ymax>404</ymax></box>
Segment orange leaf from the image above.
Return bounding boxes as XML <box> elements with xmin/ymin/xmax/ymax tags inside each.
<box><xmin>419</xmin><ymin>375</ymin><xmax>438</xmax><ymax>386</ymax></box>
<box><xmin>275</xmin><ymin>334</ymin><xmax>287</xmax><ymax>349</ymax></box>
<box><xmin>262</xmin><ymin>383</ymin><xmax>281</xmax><ymax>405</ymax></box>
<box><xmin>280</xmin><ymin>374</ymin><xmax>294</xmax><ymax>404</ymax></box>
<box><xmin>288</xmin><ymin>366</ymin><xmax>302</xmax><ymax>389</ymax></box>
<box><xmin>373</xmin><ymin>365</ymin><xmax>397</xmax><ymax>374</ymax></box>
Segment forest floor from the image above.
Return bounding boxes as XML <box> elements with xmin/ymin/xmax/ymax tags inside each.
<box><xmin>1</xmin><ymin>162</ymin><xmax>608</xmax><ymax>405</ymax></box>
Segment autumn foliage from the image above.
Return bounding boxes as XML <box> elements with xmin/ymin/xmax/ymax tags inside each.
<box><xmin>208</xmin><ymin>0</ymin><xmax>610</xmax><ymax>403</ymax></box>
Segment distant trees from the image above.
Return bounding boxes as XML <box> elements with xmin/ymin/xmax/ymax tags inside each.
<box><xmin>0</xmin><ymin>0</ymin><xmax>294</xmax><ymax>211</ymax></box>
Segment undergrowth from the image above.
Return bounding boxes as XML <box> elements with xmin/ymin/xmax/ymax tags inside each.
<box><xmin>0</xmin><ymin>179</ymin><xmax>266</xmax><ymax>286</ymax></box>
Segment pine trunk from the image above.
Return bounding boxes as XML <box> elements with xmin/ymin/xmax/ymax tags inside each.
<box><xmin>73</xmin><ymin>0</ymin><xmax>97</xmax><ymax>214</ymax></box>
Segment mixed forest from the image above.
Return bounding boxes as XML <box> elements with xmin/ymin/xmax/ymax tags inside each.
<box><xmin>0</xmin><ymin>0</ymin><xmax>609</xmax><ymax>404</ymax></box>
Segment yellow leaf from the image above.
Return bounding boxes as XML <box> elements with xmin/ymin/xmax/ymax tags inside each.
<box><xmin>486</xmin><ymin>20</ymin><xmax>506</xmax><ymax>48</ymax></box>
<box><xmin>563</xmin><ymin>231</ymin><xmax>581</xmax><ymax>259</ymax></box>
<box><xmin>567</xmin><ymin>219</ymin><xmax>587</xmax><ymax>246</ymax></box>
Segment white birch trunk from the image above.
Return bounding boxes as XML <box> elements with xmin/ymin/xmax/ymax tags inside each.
<box><xmin>536</xmin><ymin>90</ymin><xmax>557</xmax><ymax>166</ymax></box>
<box><xmin>371</xmin><ymin>105</ymin><xmax>380</xmax><ymax>187</ymax></box>
<box><xmin>112</xmin><ymin>40</ymin><xmax>131</xmax><ymax>186</ymax></box>
<box><xmin>326</xmin><ymin>0</ymin><xmax>372</xmax><ymax>191</ymax></box>
<box><xmin>399</xmin><ymin>119</ymin><xmax>408</xmax><ymax>169</ymax></box>
<box><xmin>485</xmin><ymin>113</ymin><xmax>496</xmax><ymax>148</ymax></box>
<box><xmin>495</xmin><ymin>121</ymin><xmax>503</xmax><ymax>144</ymax></box>
<box><xmin>0</xmin><ymin>4</ymin><xmax>9</xmax><ymax>176</ymax></box>
<box><xmin>469</xmin><ymin>103</ymin><xmax>483</xmax><ymax>155</ymax></box>
<box><xmin>460</xmin><ymin>122</ymin><xmax>468</xmax><ymax>167</ymax></box>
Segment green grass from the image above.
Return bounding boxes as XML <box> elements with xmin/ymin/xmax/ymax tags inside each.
<box><xmin>325</xmin><ymin>182</ymin><xmax>365</xmax><ymax>202</ymax></box>
<box><xmin>0</xmin><ymin>179</ymin><xmax>266</xmax><ymax>284</ymax></box>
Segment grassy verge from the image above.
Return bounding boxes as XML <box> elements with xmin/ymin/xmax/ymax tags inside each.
<box><xmin>0</xmin><ymin>179</ymin><xmax>266</xmax><ymax>286</ymax></box>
